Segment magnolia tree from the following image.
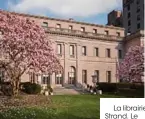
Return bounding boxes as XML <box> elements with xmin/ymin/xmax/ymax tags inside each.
<box><xmin>0</xmin><ymin>10</ymin><xmax>62</xmax><ymax>95</ymax></box>
<box><xmin>117</xmin><ymin>45</ymin><xmax>144</xmax><ymax>83</ymax></box>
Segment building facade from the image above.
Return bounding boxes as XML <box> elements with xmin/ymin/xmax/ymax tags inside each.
<box><xmin>0</xmin><ymin>10</ymin><xmax>125</xmax><ymax>88</ymax></box>
<box><xmin>123</xmin><ymin>0</ymin><xmax>144</xmax><ymax>35</ymax></box>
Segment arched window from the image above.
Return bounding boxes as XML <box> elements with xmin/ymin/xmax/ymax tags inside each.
<box><xmin>68</xmin><ymin>66</ymin><xmax>75</xmax><ymax>84</ymax></box>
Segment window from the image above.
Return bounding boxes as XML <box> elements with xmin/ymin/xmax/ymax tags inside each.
<box><xmin>56</xmin><ymin>24</ymin><xmax>61</xmax><ymax>28</ymax></box>
<box><xmin>94</xmin><ymin>70</ymin><xmax>99</xmax><ymax>82</ymax></box>
<box><xmin>137</xmin><ymin>7</ymin><xmax>140</xmax><ymax>12</ymax></box>
<box><xmin>42</xmin><ymin>75</ymin><xmax>50</xmax><ymax>84</ymax></box>
<box><xmin>127</xmin><ymin>4</ymin><xmax>130</xmax><ymax>10</ymax></box>
<box><xmin>93</xmin><ymin>29</ymin><xmax>97</xmax><ymax>34</ymax></box>
<box><xmin>106</xmin><ymin>71</ymin><xmax>111</xmax><ymax>83</ymax></box>
<box><xmin>82</xmin><ymin>70</ymin><xmax>87</xmax><ymax>84</ymax></box>
<box><xmin>69</xmin><ymin>25</ymin><xmax>73</xmax><ymax>30</ymax></box>
<box><xmin>128</xmin><ymin>12</ymin><xmax>131</xmax><ymax>18</ymax></box>
<box><xmin>42</xmin><ymin>22</ymin><xmax>48</xmax><ymax>27</ymax></box>
<box><xmin>57</xmin><ymin>44</ymin><xmax>62</xmax><ymax>55</ymax></box>
<box><xmin>117</xmin><ymin>32</ymin><xmax>120</xmax><ymax>36</ymax></box>
<box><xmin>105</xmin><ymin>30</ymin><xmax>109</xmax><ymax>35</ymax></box>
<box><xmin>106</xmin><ymin>48</ymin><xmax>111</xmax><ymax>58</ymax></box>
<box><xmin>70</xmin><ymin>45</ymin><xmax>74</xmax><ymax>56</ymax></box>
<box><xmin>128</xmin><ymin>27</ymin><xmax>131</xmax><ymax>33</ymax></box>
<box><xmin>29</xmin><ymin>72</ymin><xmax>36</xmax><ymax>83</ymax></box>
<box><xmin>69</xmin><ymin>66</ymin><xmax>75</xmax><ymax>84</ymax></box>
<box><xmin>118</xmin><ymin>50</ymin><xmax>122</xmax><ymax>59</ymax></box>
<box><xmin>55</xmin><ymin>73</ymin><xmax>62</xmax><ymax>84</ymax></box>
<box><xmin>137</xmin><ymin>15</ymin><xmax>140</xmax><ymax>21</ymax></box>
<box><xmin>137</xmin><ymin>0</ymin><xmax>140</xmax><ymax>4</ymax></box>
<box><xmin>128</xmin><ymin>20</ymin><xmax>131</xmax><ymax>26</ymax></box>
<box><xmin>94</xmin><ymin>47</ymin><xmax>99</xmax><ymax>57</ymax></box>
<box><xmin>137</xmin><ymin>23</ymin><xmax>140</xmax><ymax>29</ymax></box>
<box><xmin>81</xmin><ymin>27</ymin><xmax>85</xmax><ymax>32</ymax></box>
<box><xmin>82</xmin><ymin>46</ymin><xmax>87</xmax><ymax>56</ymax></box>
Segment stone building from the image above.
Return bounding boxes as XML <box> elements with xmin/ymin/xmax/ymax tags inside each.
<box><xmin>0</xmin><ymin>10</ymin><xmax>130</xmax><ymax>88</ymax></box>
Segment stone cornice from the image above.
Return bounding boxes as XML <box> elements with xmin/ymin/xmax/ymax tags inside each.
<box><xmin>0</xmin><ymin>9</ymin><xmax>124</xmax><ymax>31</ymax></box>
<box><xmin>45</xmin><ymin>27</ymin><xmax>123</xmax><ymax>42</ymax></box>
<box><xmin>124</xmin><ymin>30</ymin><xmax>144</xmax><ymax>42</ymax></box>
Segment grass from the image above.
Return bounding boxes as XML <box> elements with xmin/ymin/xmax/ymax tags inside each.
<box><xmin>0</xmin><ymin>94</ymin><xmax>124</xmax><ymax>119</ymax></box>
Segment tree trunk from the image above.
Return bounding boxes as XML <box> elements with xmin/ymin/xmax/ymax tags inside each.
<box><xmin>11</xmin><ymin>78</ymin><xmax>20</xmax><ymax>96</ymax></box>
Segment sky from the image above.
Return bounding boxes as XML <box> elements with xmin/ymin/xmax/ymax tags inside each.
<box><xmin>0</xmin><ymin>0</ymin><xmax>122</xmax><ymax>25</ymax></box>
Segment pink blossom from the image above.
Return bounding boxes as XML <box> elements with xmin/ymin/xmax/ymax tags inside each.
<box><xmin>0</xmin><ymin>10</ymin><xmax>63</xmax><ymax>82</ymax></box>
<box><xmin>117</xmin><ymin>45</ymin><xmax>144</xmax><ymax>82</ymax></box>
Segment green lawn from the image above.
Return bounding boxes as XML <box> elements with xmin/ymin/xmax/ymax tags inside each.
<box><xmin>0</xmin><ymin>94</ymin><xmax>123</xmax><ymax>119</ymax></box>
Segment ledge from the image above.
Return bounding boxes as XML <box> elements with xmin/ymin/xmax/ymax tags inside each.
<box><xmin>45</xmin><ymin>27</ymin><xmax>124</xmax><ymax>42</ymax></box>
<box><xmin>124</xmin><ymin>30</ymin><xmax>145</xmax><ymax>41</ymax></box>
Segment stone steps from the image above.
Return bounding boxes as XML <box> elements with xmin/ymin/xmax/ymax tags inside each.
<box><xmin>53</xmin><ymin>86</ymin><xmax>87</xmax><ymax>95</ymax></box>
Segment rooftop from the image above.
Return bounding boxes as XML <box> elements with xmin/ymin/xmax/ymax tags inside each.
<box><xmin>0</xmin><ymin>9</ymin><xmax>124</xmax><ymax>31</ymax></box>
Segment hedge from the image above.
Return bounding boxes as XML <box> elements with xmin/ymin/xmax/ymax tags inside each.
<box><xmin>97</xmin><ymin>82</ymin><xmax>144</xmax><ymax>97</ymax></box>
<box><xmin>20</xmin><ymin>82</ymin><xmax>41</xmax><ymax>94</ymax></box>
<box><xmin>97</xmin><ymin>83</ymin><xmax>117</xmax><ymax>92</ymax></box>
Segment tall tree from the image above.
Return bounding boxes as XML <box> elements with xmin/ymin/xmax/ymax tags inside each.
<box><xmin>117</xmin><ymin>45</ymin><xmax>144</xmax><ymax>83</ymax></box>
<box><xmin>0</xmin><ymin>10</ymin><xmax>62</xmax><ymax>95</ymax></box>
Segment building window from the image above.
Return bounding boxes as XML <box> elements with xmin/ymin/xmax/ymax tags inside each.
<box><xmin>69</xmin><ymin>25</ymin><xmax>73</xmax><ymax>30</ymax></box>
<box><xmin>70</xmin><ymin>45</ymin><xmax>74</xmax><ymax>56</ymax></box>
<box><xmin>137</xmin><ymin>23</ymin><xmax>140</xmax><ymax>29</ymax></box>
<box><xmin>57</xmin><ymin>44</ymin><xmax>62</xmax><ymax>55</ymax></box>
<box><xmin>69</xmin><ymin>66</ymin><xmax>75</xmax><ymax>84</ymax></box>
<box><xmin>106</xmin><ymin>71</ymin><xmax>111</xmax><ymax>83</ymax></box>
<box><xmin>93</xmin><ymin>29</ymin><xmax>97</xmax><ymax>34</ymax></box>
<box><xmin>127</xmin><ymin>4</ymin><xmax>130</xmax><ymax>11</ymax></box>
<box><xmin>136</xmin><ymin>0</ymin><xmax>140</xmax><ymax>4</ymax></box>
<box><xmin>105</xmin><ymin>30</ymin><xmax>109</xmax><ymax>35</ymax></box>
<box><xmin>56</xmin><ymin>24</ymin><xmax>61</xmax><ymax>28</ymax></box>
<box><xmin>82</xmin><ymin>70</ymin><xmax>87</xmax><ymax>84</ymax></box>
<box><xmin>106</xmin><ymin>48</ymin><xmax>111</xmax><ymax>58</ymax></box>
<box><xmin>94</xmin><ymin>47</ymin><xmax>99</xmax><ymax>57</ymax></box>
<box><xmin>81</xmin><ymin>27</ymin><xmax>85</xmax><ymax>32</ymax></box>
<box><xmin>137</xmin><ymin>15</ymin><xmax>140</xmax><ymax>21</ymax></box>
<box><xmin>94</xmin><ymin>70</ymin><xmax>99</xmax><ymax>82</ymax></box>
<box><xmin>42</xmin><ymin>75</ymin><xmax>50</xmax><ymax>84</ymax></box>
<box><xmin>42</xmin><ymin>22</ymin><xmax>48</xmax><ymax>27</ymax></box>
<box><xmin>137</xmin><ymin>7</ymin><xmax>140</xmax><ymax>12</ymax></box>
<box><xmin>118</xmin><ymin>50</ymin><xmax>122</xmax><ymax>59</ymax></box>
<box><xmin>29</xmin><ymin>72</ymin><xmax>35</xmax><ymax>83</ymax></box>
<box><xmin>128</xmin><ymin>12</ymin><xmax>131</xmax><ymax>18</ymax></box>
<box><xmin>128</xmin><ymin>27</ymin><xmax>131</xmax><ymax>33</ymax></box>
<box><xmin>55</xmin><ymin>73</ymin><xmax>62</xmax><ymax>84</ymax></box>
<box><xmin>82</xmin><ymin>46</ymin><xmax>87</xmax><ymax>56</ymax></box>
<box><xmin>128</xmin><ymin>20</ymin><xmax>131</xmax><ymax>26</ymax></box>
<box><xmin>117</xmin><ymin>32</ymin><xmax>120</xmax><ymax>36</ymax></box>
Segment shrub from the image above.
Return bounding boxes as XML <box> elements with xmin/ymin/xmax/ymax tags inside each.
<box><xmin>97</xmin><ymin>82</ymin><xmax>144</xmax><ymax>97</ymax></box>
<box><xmin>97</xmin><ymin>83</ymin><xmax>117</xmax><ymax>92</ymax></box>
<box><xmin>118</xmin><ymin>88</ymin><xmax>144</xmax><ymax>98</ymax></box>
<box><xmin>20</xmin><ymin>82</ymin><xmax>41</xmax><ymax>94</ymax></box>
<box><xmin>0</xmin><ymin>82</ymin><xmax>12</xmax><ymax>96</ymax></box>
<box><xmin>117</xmin><ymin>83</ymin><xmax>132</xmax><ymax>89</ymax></box>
